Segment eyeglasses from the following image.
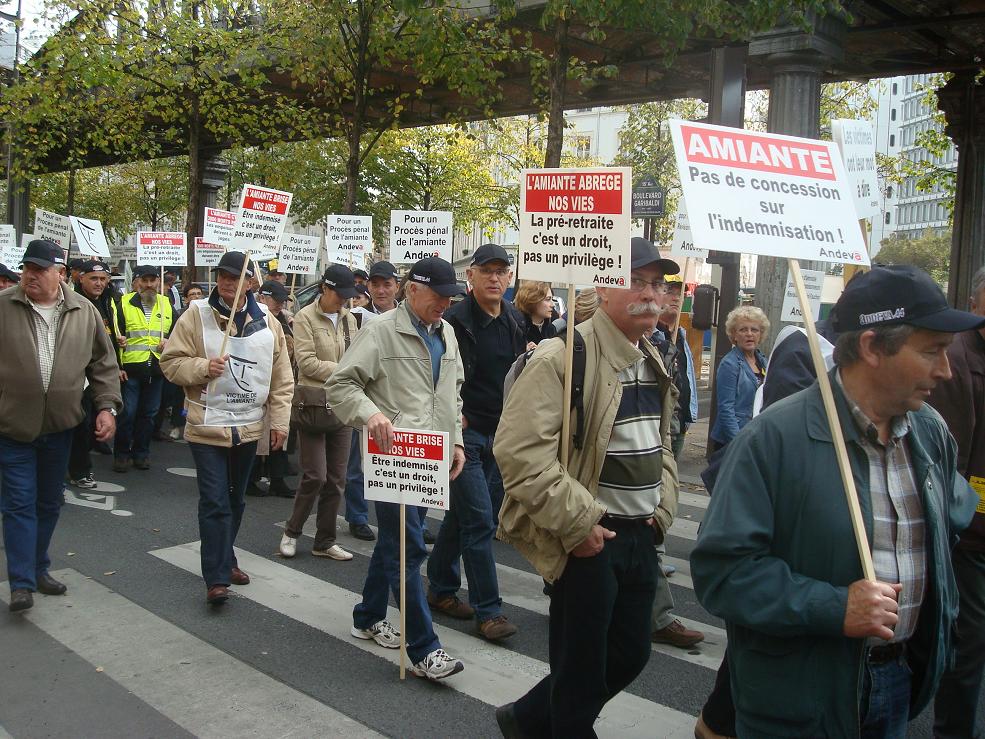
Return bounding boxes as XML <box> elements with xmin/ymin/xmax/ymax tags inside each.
<box><xmin>476</xmin><ymin>266</ymin><xmax>510</xmax><ymax>278</ymax></box>
<box><xmin>628</xmin><ymin>277</ymin><xmax>669</xmax><ymax>294</ymax></box>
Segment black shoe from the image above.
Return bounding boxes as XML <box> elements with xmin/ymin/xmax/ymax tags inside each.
<box><xmin>423</xmin><ymin>527</ymin><xmax>436</xmax><ymax>545</ymax></box>
<box><xmin>245</xmin><ymin>482</ymin><xmax>268</xmax><ymax>497</ymax></box>
<box><xmin>9</xmin><ymin>589</ymin><xmax>33</xmax><ymax>613</ymax></box>
<box><xmin>349</xmin><ymin>522</ymin><xmax>376</xmax><ymax>541</ymax></box>
<box><xmin>36</xmin><ymin>573</ymin><xmax>67</xmax><ymax>596</ymax></box>
<box><xmin>268</xmin><ymin>478</ymin><xmax>295</xmax><ymax>498</ymax></box>
<box><xmin>495</xmin><ymin>703</ymin><xmax>526</xmax><ymax>739</ymax></box>
<box><xmin>133</xmin><ymin>458</ymin><xmax>150</xmax><ymax>471</ymax></box>
<box><xmin>113</xmin><ymin>457</ymin><xmax>130</xmax><ymax>473</ymax></box>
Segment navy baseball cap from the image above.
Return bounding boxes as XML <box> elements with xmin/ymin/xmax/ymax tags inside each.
<box><xmin>630</xmin><ymin>237</ymin><xmax>680</xmax><ymax>275</ymax></box>
<box><xmin>258</xmin><ymin>280</ymin><xmax>289</xmax><ymax>302</ymax></box>
<box><xmin>834</xmin><ymin>264</ymin><xmax>985</xmax><ymax>334</ymax></box>
<box><xmin>133</xmin><ymin>265</ymin><xmax>160</xmax><ymax>278</ymax></box>
<box><xmin>80</xmin><ymin>260</ymin><xmax>110</xmax><ymax>275</ymax></box>
<box><xmin>322</xmin><ymin>263</ymin><xmax>358</xmax><ymax>298</ymax></box>
<box><xmin>0</xmin><ymin>263</ymin><xmax>19</xmax><ymax>281</ymax></box>
<box><xmin>21</xmin><ymin>240</ymin><xmax>66</xmax><ymax>269</ymax></box>
<box><xmin>470</xmin><ymin>243</ymin><xmax>511</xmax><ymax>267</ymax></box>
<box><xmin>353</xmin><ymin>268</ymin><xmax>369</xmax><ymax>281</ymax></box>
<box><xmin>407</xmin><ymin>257</ymin><xmax>464</xmax><ymax>297</ymax></box>
<box><xmin>368</xmin><ymin>261</ymin><xmax>398</xmax><ymax>281</ymax></box>
<box><xmin>213</xmin><ymin>250</ymin><xmax>254</xmax><ymax>278</ymax></box>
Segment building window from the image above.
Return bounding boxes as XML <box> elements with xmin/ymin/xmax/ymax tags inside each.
<box><xmin>892</xmin><ymin>82</ymin><xmax>898</xmax><ymax>95</ymax></box>
<box><xmin>885</xmin><ymin>212</ymin><xmax>891</xmax><ymax>225</ymax></box>
<box><xmin>886</xmin><ymin>186</ymin><xmax>893</xmax><ymax>199</ymax></box>
<box><xmin>574</xmin><ymin>135</ymin><xmax>592</xmax><ymax>159</ymax></box>
<box><xmin>891</xmin><ymin>108</ymin><xmax>897</xmax><ymax>121</ymax></box>
<box><xmin>890</xmin><ymin>134</ymin><xmax>896</xmax><ymax>147</ymax></box>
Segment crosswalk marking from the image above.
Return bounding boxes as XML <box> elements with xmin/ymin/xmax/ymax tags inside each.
<box><xmin>678</xmin><ymin>490</ymin><xmax>710</xmax><ymax>509</ymax></box>
<box><xmin>152</xmin><ymin>542</ymin><xmax>699</xmax><ymax>739</ymax></box>
<box><xmin>279</xmin><ymin>517</ymin><xmax>727</xmax><ymax>671</ymax></box>
<box><xmin>0</xmin><ymin>570</ymin><xmax>381</xmax><ymax>739</ymax></box>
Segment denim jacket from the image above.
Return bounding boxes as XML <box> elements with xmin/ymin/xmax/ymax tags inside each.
<box><xmin>710</xmin><ymin>345</ymin><xmax>766</xmax><ymax>445</ymax></box>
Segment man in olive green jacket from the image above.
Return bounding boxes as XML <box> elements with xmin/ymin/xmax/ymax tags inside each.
<box><xmin>494</xmin><ymin>238</ymin><xmax>680</xmax><ymax>737</ymax></box>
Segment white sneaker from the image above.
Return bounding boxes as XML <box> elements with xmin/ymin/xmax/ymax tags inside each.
<box><xmin>279</xmin><ymin>534</ymin><xmax>297</xmax><ymax>558</ymax></box>
<box><xmin>169</xmin><ymin>427</ymin><xmax>183</xmax><ymax>440</ymax></box>
<box><xmin>350</xmin><ymin>620</ymin><xmax>401</xmax><ymax>649</ymax></box>
<box><xmin>70</xmin><ymin>474</ymin><xmax>98</xmax><ymax>489</ymax></box>
<box><xmin>410</xmin><ymin>648</ymin><xmax>464</xmax><ymax>681</ymax></box>
<box><xmin>312</xmin><ymin>544</ymin><xmax>353</xmax><ymax>561</ymax></box>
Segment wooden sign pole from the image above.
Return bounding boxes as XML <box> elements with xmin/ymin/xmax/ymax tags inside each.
<box><xmin>668</xmin><ymin>257</ymin><xmax>691</xmax><ymax>339</ymax></box>
<box><xmin>399</xmin><ymin>501</ymin><xmax>407</xmax><ymax>680</ymax></box>
<box><xmin>159</xmin><ymin>266</ymin><xmax>166</xmax><ymax>342</ymax></box>
<box><xmin>217</xmin><ymin>250</ymin><xmax>251</xmax><ymax>358</ymax></box>
<box><xmin>559</xmin><ymin>282</ymin><xmax>577</xmax><ymax>469</ymax></box>
<box><xmin>788</xmin><ymin>258</ymin><xmax>875</xmax><ymax>581</ymax></box>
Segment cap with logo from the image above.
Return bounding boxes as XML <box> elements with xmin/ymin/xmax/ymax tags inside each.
<box><xmin>630</xmin><ymin>237</ymin><xmax>680</xmax><ymax>275</ymax></box>
<box><xmin>470</xmin><ymin>243</ymin><xmax>511</xmax><ymax>267</ymax></box>
<box><xmin>355</xmin><ymin>283</ymin><xmax>370</xmax><ymax>297</ymax></box>
<box><xmin>321</xmin><ymin>263</ymin><xmax>358</xmax><ymax>298</ymax></box>
<box><xmin>353</xmin><ymin>268</ymin><xmax>369</xmax><ymax>281</ymax></box>
<box><xmin>833</xmin><ymin>264</ymin><xmax>985</xmax><ymax>334</ymax></box>
<box><xmin>407</xmin><ymin>257</ymin><xmax>464</xmax><ymax>297</ymax></box>
<box><xmin>20</xmin><ymin>240</ymin><xmax>66</xmax><ymax>269</ymax></box>
<box><xmin>368</xmin><ymin>261</ymin><xmax>399</xmax><ymax>281</ymax></box>
<box><xmin>258</xmin><ymin>280</ymin><xmax>289</xmax><ymax>302</ymax></box>
<box><xmin>80</xmin><ymin>260</ymin><xmax>110</xmax><ymax>275</ymax></box>
<box><xmin>213</xmin><ymin>250</ymin><xmax>254</xmax><ymax>278</ymax></box>
<box><xmin>0</xmin><ymin>263</ymin><xmax>19</xmax><ymax>282</ymax></box>
<box><xmin>665</xmin><ymin>274</ymin><xmax>684</xmax><ymax>285</ymax></box>
<box><xmin>133</xmin><ymin>265</ymin><xmax>160</xmax><ymax>278</ymax></box>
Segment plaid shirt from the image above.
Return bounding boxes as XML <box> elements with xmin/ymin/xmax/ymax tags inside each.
<box><xmin>29</xmin><ymin>288</ymin><xmax>66</xmax><ymax>393</ymax></box>
<box><xmin>838</xmin><ymin>372</ymin><xmax>927</xmax><ymax>643</ymax></box>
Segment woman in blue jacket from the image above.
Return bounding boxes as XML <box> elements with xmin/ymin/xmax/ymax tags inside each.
<box><xmin>709</xmin><ymin>305</ymin><xmax>769</xmax><ymax>450</ymax></box>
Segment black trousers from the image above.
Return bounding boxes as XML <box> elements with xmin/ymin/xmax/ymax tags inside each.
<box><xmin>67</xmin><ymin>390</ymin><xmax>94</xmax><ymax>479</ymax></box>
<box><xmin>513</xmin><ymin>521</ymin><xmax>658</xmax><ymax>738</ymax></box>
<box><xmin>702</xmin><ymin>651</ymin><xmax>736</xmax><ymax>735</ymax></box>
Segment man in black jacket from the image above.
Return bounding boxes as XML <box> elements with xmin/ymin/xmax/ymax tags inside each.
<box><xmin>426</xmin><ymin>243</ymin><xmax>526</xmax><ymax>641</ymax></box>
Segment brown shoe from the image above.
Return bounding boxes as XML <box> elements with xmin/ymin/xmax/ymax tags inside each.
<box><xmin>230</xmin><ymin>567</ymin><xmax>250</xmax><ymax>586</ymax></box>
<box><xmin>478</xmin><ymin>615</ymin><xmax>518</xmax><ymax>642</ymax></box>
<box><xmin>694</xmin><ymin>711</ymin><xmax>734</xmax><ymax>739</ymax></box>
<box><xmin>652</xmin><ymin>619</ymin><xmax>704</xmax><ymax>648</ymax></box>
<box><xmin>206</xmin><ymin>585</ymin><xmax>229</xmax><ymax>604</ymax></box>
<box><xmin>427</xmin><ymin>593</ymin><xmax>475</xmax><ymax>619</ymax></box>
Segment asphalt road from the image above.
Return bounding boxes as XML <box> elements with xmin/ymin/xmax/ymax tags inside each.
<box><xmin>0</xmin><ymin>427</ymin><xmax>981</xmax><ymax>737</ymax></box>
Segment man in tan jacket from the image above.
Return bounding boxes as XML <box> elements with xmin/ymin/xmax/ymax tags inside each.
<box><xmin>160</xmin><ymin>251</ymin><xmax>293</xmax><ymax>605</ymax></box>
<box><xmin>494</xmin><ymin>238</ymin><xmax>680</xmax><ymax>737</ymax></box>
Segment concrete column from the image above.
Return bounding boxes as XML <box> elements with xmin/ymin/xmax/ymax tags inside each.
<box><xmin>937</xmin><ymin>72</ymin><xmax>985</xmax><ymax>309</ymax></box>
<box><xmin>200</xmin><ymin>156</ymin><xmax>228</xmax><ymax>211</ymax></box>
<box><xmin>6</xmin><ymin>176</ymin><xmax>30</xmax><ymax>240</ymax></box>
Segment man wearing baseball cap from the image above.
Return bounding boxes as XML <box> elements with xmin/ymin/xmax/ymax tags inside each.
<box><xmin>0</xmin><ymin>263</ymin><xmax>19</xmax><ymax>290</ymax></box>
<box><xmin>327</xmin><ymin>256</ymin><xmax>468</xmax><ymax>680</ymax></box>
<box><xmin>692</xmin><ymin>264</ymin><xmax>983</xmax><ymax>738</ymax></box>
<box><xmin>0</xmin><ymin>240</ymin><xmax>122</xmax><ymax>612</ymax></box>
<box><xmin>366</xmin><ymin>260</ymin><xmax>399</xmax><ymax>315</ymax></box>
<box><xmin>161</xmin><ymin>250</ymin><xmax>293</xmax><ymax>605</ymax></box>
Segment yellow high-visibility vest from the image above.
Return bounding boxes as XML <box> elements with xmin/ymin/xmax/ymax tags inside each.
<box><xmin>114</xmin><ymin>293</ymin><xmax>173</xmax><ymax>364</ymax></box>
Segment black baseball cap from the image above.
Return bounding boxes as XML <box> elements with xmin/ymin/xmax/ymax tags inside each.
<box><xmin>407</xmin><ymin>257</ymin><xmax>464</xmax><ymax>297</ymax></box>
<box><xmin>368</xmin><ymin>261</ymin><xmax>398</xmax><ymax>281</ymax></box>
<box><xmin>0</xmin><ymin>263</ymin><xmax>19</xmax><ymax>281</ymax></box>
<box><xmin>353</xmin><ymin>268</ymin><xmax>369</xmax><ymax>281</ymax></box>
<box><xmin>133</xmin><ymin>265</ymin><xmax>160</xmax><ymax>278</ymax></box>
<box><xmin>68</xmin><ymin>258</ymin><xmax>85</xmax><ymax>270</ymax></box>
<box><xmin>258</xmin><ymin>280</ymin><xmax>289</xmax><ymax>302</ymax></box>
<box><xmin>21</xmin><ymin>239</ymin><xmax>66</xmax><ymax>269</ymax></box>
<box><xmin>354</xmin><ymin>283</ymin><xmax>370</xmax><ymax>297</ymax></box>
<box><xmin>833</xmin><ymin>264</ymin><xmax>985</xmax><ymax>334</ymax></box>
<box><xmin>470</xmin><ymin>243</ymin><xmax>511</xmax><ymax>267</ymax></box>
<box><xmin>630</xmin><ymin>237</ymin><xmax>680</xmax><ymax>275</ymax></box>
<box><xmin>80</xmin><ymin>260</ymin><xmax>110</xmax><ymax>275</ymax></box>
<box><xmin>213</xmin><ymin>250</ymin><xmax>254</xmax><ymax>278</ymax></box>
<box><xmin>322</xmin><ymin>263</ymin><xmax>358</xmax><ymax>298</ymax></box>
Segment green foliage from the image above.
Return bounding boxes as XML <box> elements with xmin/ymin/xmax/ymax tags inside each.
<box><xmin>876</xmin><ymin>229</ymin><xmax>951</xmax><ymax>285</ymax></box>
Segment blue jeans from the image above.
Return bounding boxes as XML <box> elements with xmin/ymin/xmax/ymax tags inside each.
<box><xmin>115</xmin><ymin>374</ymin><xmax>163</xmax><ymax>461</ymax></box>
<box><xmin>860</xmin><ymin>651</ymin><xmax>912</xmax><ymax>739</ymax></box>
<box><xmin>353</xmin><ymin>500</ymin><xmax>440</xmax><ymax>664</ymax></box>
<box><xmin>0</xmin><ymin>429</ymin><xmax>73</xmax><ymax>592</ymax></box>
<box><xmin>189</xmin><ymin>441</ymin><xmax>258</xmax><ymax>587</ymax></box>
<box><xmin>426</xmin><ymin>427</ymin><xmax>503</xmax><ymax>621</ymax></box>
<box><xmin>343</xmin><ymin>429</ymin><xmax>368</xmax><ymax>525</ymax></box>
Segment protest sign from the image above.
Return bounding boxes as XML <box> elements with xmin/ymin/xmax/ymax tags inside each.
<box><xmin>362</xmin><ymin>428</ymin><xmax>449</xmax><ymax>510</ymax></box>
<box><xmin>194</xmin><ymin>237</ymin><xmax>225</xmax><ymax>267</ymax></box>
<box><xmin>389</xmin><ymin>210</ymin><xmax>452</xmax><ymax>263</ymax></box>
<box><xmin>669</xmin><ymin>205</ymin><xmax>708</xmax><ymax>260</ymax></box>
<box><xmin>326</xmin><ymin>215</ymin><xmax>371</xmax><ymax>268</ymax></box>
<box><xmin>203</xmin><ymin>207</ymin><xmax>237</xmax><ymax>247</ymax></box>
<box><xmin>35</xmin><ymin>209</ymin><xmax>72</xmax><ymax>252</ymax></box>
<box><xmin>519</xmin><ymin>167</ymin><xmax>632</xmax><ymax>287</ymax></box>
<box><xmin>70</xmin><ymin>216</ymin><xmax>111</xmax><ymax>259</ymax></box>
<box><xmin>227</xmin><ymin>184</ymin><xmax>293</xmax><ymax>260</ymax></box>
<box><xmin>278</xmin><ymin>233</ymin><xmax>320</xmax><ymax>275</ymax></box>
<box><xmin>19</xmin><ymin>233</ymin><xmax>34</xmax><ymax>253</ymax></box>
<box><xmin>0</xmin><ymin>225</ymin><xmax>18</xmax><ymax>266</ymax></box>
<box><xmin>831</xmin><ymin>119</ymin><xmax>880</xmax><ymax>218</ymax></box>
<box><xmin>137</xmin><ymin>231</ymin><xmax>187</xmax><ymax>266</ymax></box>
<box><xmin>668</xmin><ymin>120</ymin><xmax>868</xmax><ymax>266</ymax></box>
<box><xmin>780</xmin><ymin>267</ymin><xmax>824</xmax><ymax>323</ymax></box>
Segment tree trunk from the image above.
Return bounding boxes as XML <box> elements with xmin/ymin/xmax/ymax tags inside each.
<box><xmin>543</xmin><ymin>15</ymin><xmax>569</xmax><ymax>168</ymax></box>
<box><xmin>344</xmin><ymin>127</ymin><xmax>360</xmax><ymax>215</ymax></box>
<box><xmin>185</xmin><ymin>98</ymin><xmax>202</xmax><ymax>287</ymax></box>
<box><xmin>66</xmin><ymin>169</ymin><xmax>76</xmax><ymax>216</ymax></box>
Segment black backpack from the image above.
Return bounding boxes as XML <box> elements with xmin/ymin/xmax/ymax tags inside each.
<box><xmin>503</xmin><ymin>330</ymin><xmax>587</xmax><ymax>450</ymax></box>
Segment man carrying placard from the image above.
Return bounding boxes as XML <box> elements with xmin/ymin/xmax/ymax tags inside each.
<box><xmin>691</xmin><ymin>265</ymin><xmax>981</xmax><ymax>738</ymax></box>
<box><xmin>494</xmin><ymin>238</ymin><xmax>680</xmax><ymax>736</ymax></box>
<box><xmin>327</xmin><ymin>256</ymin><xmax>467</xmax><ymax>680</ymax></box>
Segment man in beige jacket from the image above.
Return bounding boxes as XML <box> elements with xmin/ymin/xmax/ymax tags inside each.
<box><xmin>160</xmin><ymin>251</ymin><xmax>293</xmax><ymax>605</ymax></box>
<box><xmin>494</xmin><ymin>238</ymin><xmax>680</xmax><ymax>737</ymax></box>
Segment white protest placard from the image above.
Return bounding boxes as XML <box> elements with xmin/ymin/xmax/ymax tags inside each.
<box><xmin>519</xmin><ymin>167</ymin><xmax>632</xmax><ymax>287</ymax></box>
<box><xmin>137</xmin><ymin>231</ymin><xmax>187</xmax><ymax>266</ymax></box>
<box><xmin>780</xmin><ymin>267</ymin><xmax>824</xmax><ymax>323</ymax></box>
<box><xmin>326</xmin><ymin>214</ymin><xmax>371</xmax><ymax>268</ymax></box>
<box><xmin>34</xmin><ymin>209</ymin><xmax>72</xmax><ymax>252</ymax></box>
<box><xmin>20</xmin><ymin>233</ymin><xmax>35</xmax><ymax>253</ymax></box>
<box><xmin>203</xmin><ymin>207</ymin><xmax>237</xmax><ymax>247</ymax></box>
<box><xmin>362</xmin><ymin>428</ymin><xmax>449</xmax><ymax>510</ymax></box>
<box><xmin>69</xmin><ymin>216</ymin><xmax>111</xmax><ymax>259</ymax></box>
<box><xmin>389</xmin><ymin>210</ymin><xmax>452</xmax><ymax>263</ymax></box>
<box><xmin>669</xmin><ymin>205</ymin><xmax>708</xmax><ymax>260</ymax></box>
<box><xmin>0</xmin><ymin>225</ymin><xmax>18</xmax><ymax>266</ymax></box>
<box><xmin>669</xmin><ymin>120</ymin><xmax>868</xmax><ymax>266</ymax></box>
<box><xmin>228</xmin><ymin>184</ymin><xmax>293</xmax><ymax>260</ymax></box>
<box><xmin>831</xmin><ymin>119</ymin><xmax>881</xmax><ymax>219</ymax></box>
<box><xmin>194</xmin><ymin>237</ymin><xmax>225</xmax><ymax>267</ymax></box>
<box><xmin>278</xmin><ymin>233</ymin><xmax>321</xmax><ymax>275</ymax></box>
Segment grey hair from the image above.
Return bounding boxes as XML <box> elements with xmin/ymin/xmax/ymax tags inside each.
<box><xmin>971</xmin><ymin>266</ymin><xmax>985</xmax><ymax>308</ymax></box>
<box><xmin>833</xmin><ymin>324</ymin><xmax>915</xmax><ymax>367</ymax></box>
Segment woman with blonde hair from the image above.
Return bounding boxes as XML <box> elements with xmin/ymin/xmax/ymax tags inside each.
<box><xmin>513</xmin><ymin>280</ymin><xmax>557</xmax><ymax>348</ymax></box>
<box><xmin>709</xmin><ymin>305</ymin><xmax>769</xmax><ymax>451</ymax></box>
